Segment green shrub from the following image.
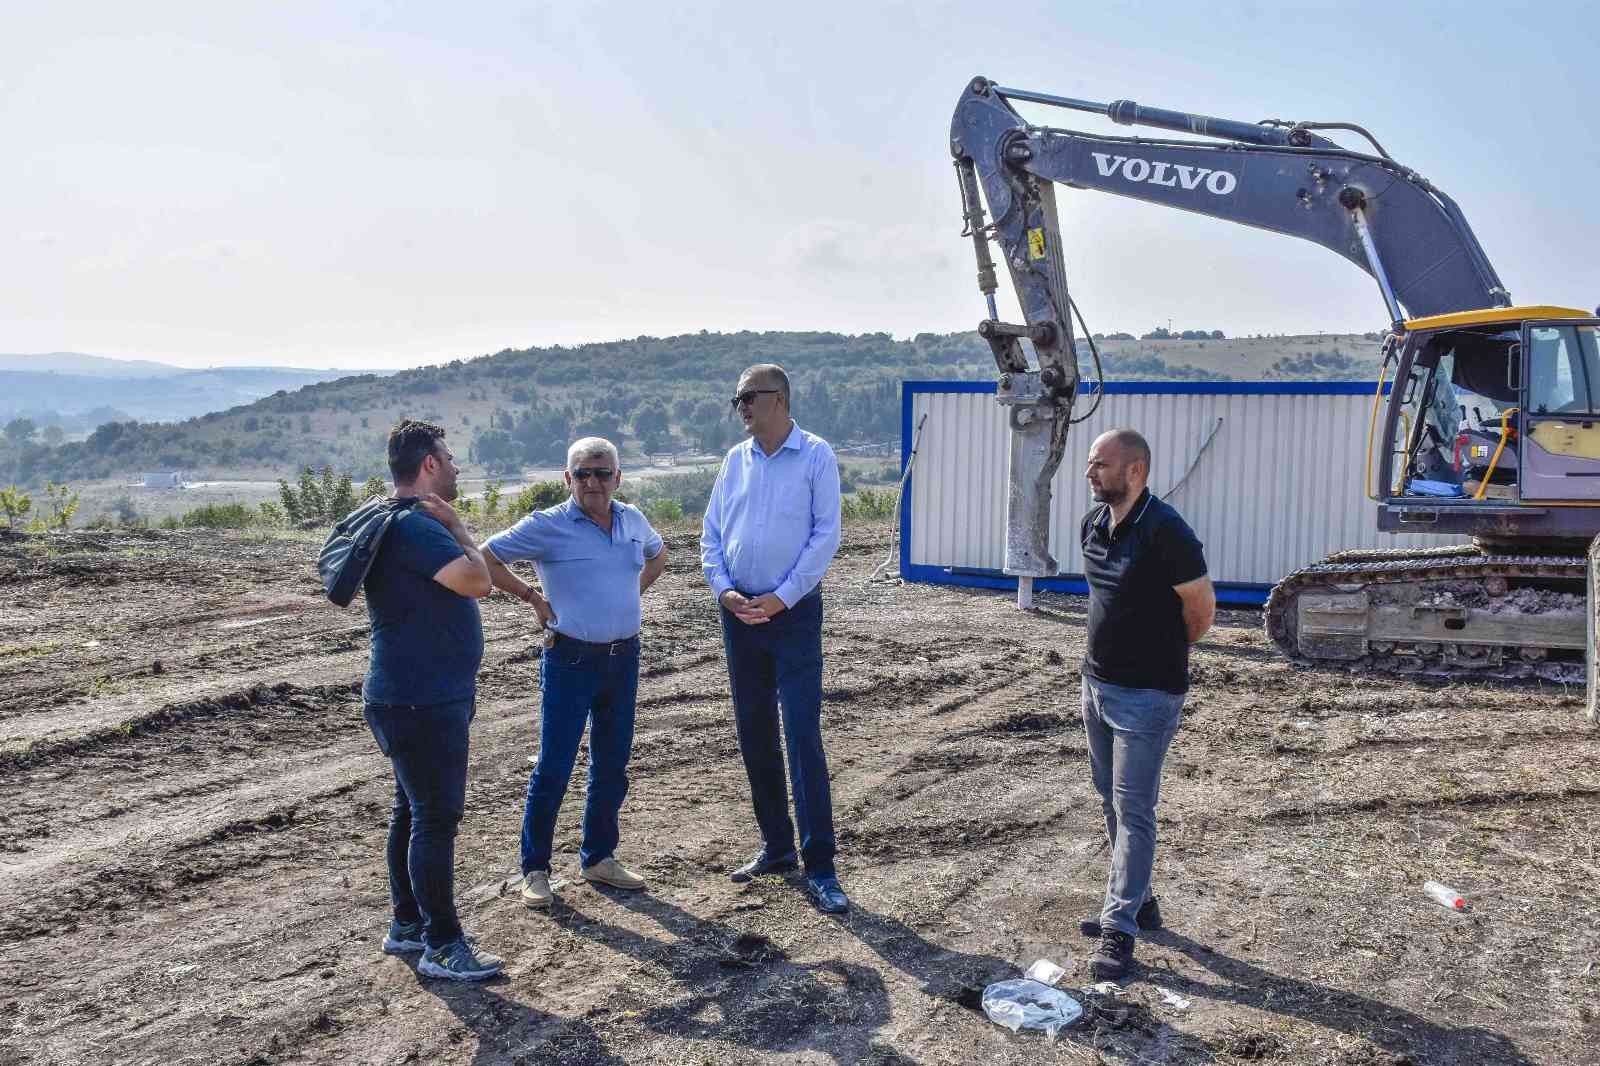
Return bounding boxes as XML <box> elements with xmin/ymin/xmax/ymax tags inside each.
<box><xmin>505</xmin><ymin>480</ymin><xmax>567</xmax><ymax>521</ymax></box>
<box><xmin>644</xmin><ymin>497</ymin><xmax>684</xmax><ymax>525</ymax></box>
<box><xmin>841</xmin><ymin>487</ymin><xmax>896</xmax><ymax>522</ymax></box>
<box><xmin>278</xmin><ymin>465</ymin><xmax>357</xmax><ymax>526</ymax></box>
<box><xmin>177</xmin><ymin>503</ymin><xmax>255</xmax><ymax>529</ymax></box>
<box><xmin>0</xmin><ymin>485</ymin><xmax>31</xmax><ymax>529</ymax></box>
<box><xmin>633</xmin><ymin>468</ymin><xmax>718</xmax><ymax>517</ymax></box>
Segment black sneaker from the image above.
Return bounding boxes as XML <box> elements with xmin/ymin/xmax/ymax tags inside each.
<box><xmin>729</xmin><ymin>848</ymin><xmax>799</xmax><ymax>883</ymax></box>
<box><xmin>417</xmin><ymin>936</ymin><xmax>504</xmax><ymax>982</ymax></box>
<box><xmin>382</xmin><ymin>919</ymin><xmax>425</xmax><ymax>955</ymax></box>
<box><xmin>1079</xmin><ymin>896</ymin><xmax>1162</xmax><ymax>938</ymax></box>
<box><xmin>1089</xmin><ymin>929</ymin><xmax>1135</xmax><ymax>981</ymax></box>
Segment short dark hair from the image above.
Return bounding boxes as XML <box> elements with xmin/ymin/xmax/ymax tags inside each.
<box><xmin>741</xmin><ymin>363</ymin><xmax>790</xmax><ymax>407</ymax></box>
<box><xmin>1106</xmin><ymin>428</ymin><xmax>1152</xmax><ymax>470</ymax></box>
<box><xmin>388</xmin><ymin>420</ymin><xmax>447</xmax><ymax>483</ymax></box>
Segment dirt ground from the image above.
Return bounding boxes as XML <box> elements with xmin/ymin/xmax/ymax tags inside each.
<box><xmin>2</xmin><ymin>522</ymin><xmax>1597</xmax><ymax>1066</ymax></box>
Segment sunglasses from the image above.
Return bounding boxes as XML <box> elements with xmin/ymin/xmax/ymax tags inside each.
<box><xmin>570</xmin><ymin>467</ymin><xmax>615</xmax><ymax>482</ymax></box>
<box><xmin>731</xmin><ymin>387</ymin><xmax>780</xmax><ymax>410</ymax></box>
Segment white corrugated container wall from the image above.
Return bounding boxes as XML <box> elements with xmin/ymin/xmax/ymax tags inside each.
<box><xmin>904</xmin><ymin>382</ymin><xmax>1461</xmax><ymax>592</ymax></box>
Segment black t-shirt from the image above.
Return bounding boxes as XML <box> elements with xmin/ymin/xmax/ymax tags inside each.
<box><xmin>1080</xmin><ymin>489</ymin><xmax>1208</xmax><ymax>695</ymax></box>
<box><xmin>362</xmin><ymin>510</ymin><xmax>484</xmax><ymax>706</ymax></box>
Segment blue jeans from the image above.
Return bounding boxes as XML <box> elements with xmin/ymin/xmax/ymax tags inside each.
<box><xmin>720</xmin><ymin>593</ymin><xmax>836</xmax><ymax>877</ymax></box>
<box><xmin>522</xmin><ymin>636</ymin><xmax>640</xmax><ymax>874</ymax></box>
<box><xmin>363</xmin><ymin>698</ymin><xmax>474</xmax><ymax>950</ymax></box>
<box><xmin>1082</xmin><ymin>677</ymin><xmax>1184</xmax><ymax>937</ymax></box>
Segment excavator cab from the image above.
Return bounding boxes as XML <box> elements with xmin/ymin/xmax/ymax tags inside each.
<box><xmin>1375</xmin><ymin>306</ymin><xmax>1600</xmax><ymax>542</ymax></box>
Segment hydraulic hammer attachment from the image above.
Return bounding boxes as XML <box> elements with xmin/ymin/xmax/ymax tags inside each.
<box><xmin>952</xmin><ymin>80</ymin><xmax>1079</xmax><ymax>578</ymax></box>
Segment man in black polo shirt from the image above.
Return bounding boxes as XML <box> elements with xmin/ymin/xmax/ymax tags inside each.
<box><xmin>1078</xmin><ymin>428</ymin><xmax>1215</xmax><ymax>980</ymax></box>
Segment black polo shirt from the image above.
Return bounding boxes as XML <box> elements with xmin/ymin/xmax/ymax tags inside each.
<box><xmin>1080</xmin><ymin>489</ymin><xmax>1208</xmax><ymax>695</ymax></box>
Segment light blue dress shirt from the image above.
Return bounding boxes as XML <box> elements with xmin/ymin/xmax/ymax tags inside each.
<box><xmin>701</xmin><ymin>422</ymin><xmax>842</xmax><ymax>607</ymax></box>
<box><xmin>483</xmin><ymin>498</ymin><xmax>663</xmax><ymax>643</ymax></box>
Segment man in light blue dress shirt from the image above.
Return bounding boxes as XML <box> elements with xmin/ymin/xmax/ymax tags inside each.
<box><xmin>701</xmin><ymin>364</ymin><xmax>848</xmax><ymax>914</ymax></box>
<box><xmin>482</xmin><ymin>436</ymin><xmax>667</xmax><ymax>910</ymax></box>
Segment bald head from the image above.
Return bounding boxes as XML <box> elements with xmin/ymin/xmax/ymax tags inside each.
<box><xmin>1085</xmin><ymin>428</ymin><xmax>1151</xmax><ymax>509</ymax></box>
<box><xmin>1099</xmin><ymin>429</ymin><xmax>1150</xmax><ymax>470</ymax></box>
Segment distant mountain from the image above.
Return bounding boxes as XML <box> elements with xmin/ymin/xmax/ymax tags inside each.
<box><xmin>0</xmin><ymin>364</ymin><xmax>386</xmax><ymax>424</ymax></box>
<box><xmin>0</xmin><ymin>352</ymin><xmax>186</xmax><ymax>378</ymax></box>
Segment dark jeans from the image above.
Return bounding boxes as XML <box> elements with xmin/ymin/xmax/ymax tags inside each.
<box><xmin>363</xmin><ymin>698</ymin><xmax>474</xmax><ymax>951</ymax></box>
<box><xmin>522</xmin><ymin>636</ymin><xmax>640</xmax><ymax>874</ymax></box>
<box><xmin>1082</xmin><ymin>676</ymin><xmax>1184</xmax><ymax>937</ymax></box>
<box><xmin>720</xmin><ymin>592</ymin><xmax>836</xmax><ymax>878</ymax></box>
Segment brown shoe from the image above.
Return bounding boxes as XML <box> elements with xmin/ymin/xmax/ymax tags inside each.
<box><xmin>520</xmin><ymin>870</ymin><xmax>555</xmax><ymax>909</ymax></box>
<box><xmin>581</xmin><ymin>857</ymin><xmax>646</xmax><ymax>891</ymax></box>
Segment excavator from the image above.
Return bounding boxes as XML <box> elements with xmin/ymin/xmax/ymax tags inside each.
<box><xmin>949</xmin><ymin>76</ymin><xmax>1599</xmax><ymax>681</ymax></box>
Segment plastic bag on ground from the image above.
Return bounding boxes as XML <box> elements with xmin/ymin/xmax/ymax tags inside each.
<box><xmin>1024</xmin><ymin>958</ymin><xmax>1068</xmax><ymax>986</ymax></box>
<box><xmin>981</xmin><ymin>978</ymin><xmax>1084</xmax><ymax>1037</ymax></box>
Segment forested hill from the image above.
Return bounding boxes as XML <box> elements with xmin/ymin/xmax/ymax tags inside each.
<box><xmin>6</xmin><ymin>328</ymin><xmax>1379</xmax><ymax>485</ymax></box>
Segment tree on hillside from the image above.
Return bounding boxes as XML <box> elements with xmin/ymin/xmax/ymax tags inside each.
<box><xmin>512</xmin><ymin>405</ymin><xmax>572</xmax><ymax>465</ymax></box>
<box><xmin>474</xmin><ymin>428</ymin><xmax>522</xmax><ymax>473</ymax></box>
<box><xmin>634</xmin><ymin>403</ymin><xmax>671</xmax><ymax>454</ymax></box>
<box><xmin>688</xmin><ymin>400</ymin><xmax>736</xmax><ymax>454</ymax></box>
<box><xmin>572</xmin><ymin>413</ymin><xmax>625</xmax><ymax>449</ymax></box>
<box><xmin>4</xmin><ymin>418</ymin><xmax>36</xmax><ymax>446</ymax></box>
<box><xmin>799</xmin><ymin>379</ymin><xmax>840</xmax><ymax>441</ymax></box>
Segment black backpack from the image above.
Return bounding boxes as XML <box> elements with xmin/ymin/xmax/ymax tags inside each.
<box><xmin>318</xmin><ymin>496</ymin><xmax>418</xmax><ymax>607</ymax></box>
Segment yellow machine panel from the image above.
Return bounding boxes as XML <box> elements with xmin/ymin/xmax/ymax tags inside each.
<box><xmin>1530</xmin><ymin>421</ymin><xmax>1600</xmax><ymax>461</ymax></box>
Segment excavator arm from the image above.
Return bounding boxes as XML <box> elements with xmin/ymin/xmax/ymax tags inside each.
<box><xmin>949</xmin><ymin>76</ymin><xmax>1510</xmax><ymax>583</ymax></box>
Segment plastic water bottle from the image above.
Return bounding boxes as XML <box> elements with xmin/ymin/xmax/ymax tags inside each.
<box><xmin>1423</xmin><ymin>880</ymin><xmax>1466</xmax><ymax>910</ymax></box>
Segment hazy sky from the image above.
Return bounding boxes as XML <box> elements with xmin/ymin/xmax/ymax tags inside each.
<box><xmin>6</xmin><ymin>1</ymin><xmax>1597</xmax><ymax>370</ymax></box>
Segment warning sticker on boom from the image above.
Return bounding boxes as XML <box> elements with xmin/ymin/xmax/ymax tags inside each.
<box><xmin>1027</xmin><ymin>228</ymin><xmax>1046</xmax><ymax>260</ymax></box>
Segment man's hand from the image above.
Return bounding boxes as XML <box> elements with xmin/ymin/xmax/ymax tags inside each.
<box><xmin>720</xmin><ymin>589</ymin><xmax>770</xmax><ymax>625</ymax></box>
<box><xmin>747</xmin><ymin>593</ymin><xmax>787</xmax><ymax>619</ymax></box>
<box><xmin>417</xmin><ymin>493</ymin><xmax>468</xmax><ymax>538</ymax></box>
<box><xmin>522</xmin><ymin>587</ymin><xmax>556</xmax><ymax>627</ymax></box>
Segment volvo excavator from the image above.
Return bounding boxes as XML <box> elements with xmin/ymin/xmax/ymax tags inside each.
<box><xmin>950</xmin><ymin>76</ymin><xmax>1599</xmax><ymax>681</ymax></box>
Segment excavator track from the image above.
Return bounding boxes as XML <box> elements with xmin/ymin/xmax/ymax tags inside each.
<box><xmin>1264</xmin><ymin>545</ymin><xmax>1588</xmax><ymax>683</ymax></box>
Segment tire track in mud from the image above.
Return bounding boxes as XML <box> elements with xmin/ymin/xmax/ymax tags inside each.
<box><xmin>1259</xmin><ymin>784</ymin><xmax>1600</xmax><ymax>826</ymax></box>
<box><xmin>0</xmin><ymin>681</ymin><xmax>374</xmax><ymax>889</ymax></box>
<box><xmin>1266</xmin><ymin>724</ymin><xmax>1597</xmax><ymax>759</ymax></box>
<box><xmin>0</xmin><ymin>772</ymin><xmax>381</xmax><ymax>943</ymax></box>
<box><xmin>0</xmin><ymin>680</ymin><xmax>362</xmax><ymax>772</ymax></box>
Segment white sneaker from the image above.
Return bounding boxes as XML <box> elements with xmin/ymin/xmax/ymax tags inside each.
<box><xmin>580</xmin><ymin>857</ymin><xmax>646</xmax><ymax>890</ymax></box>
<box><xmin>521</xmin><ymin>870</ymin><xmax>555</xmax><ymax>909</ymax></box>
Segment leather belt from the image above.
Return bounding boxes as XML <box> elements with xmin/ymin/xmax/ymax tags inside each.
<box><xmin>550</xmin><ymin>631</ymin><xmax>639</xmax><ymax>656</ymax></box>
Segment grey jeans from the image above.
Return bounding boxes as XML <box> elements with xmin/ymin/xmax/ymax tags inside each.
<box><xmin>1082</xmin><ymin>676</ymin><xmax>1185</xmax><ymax>937</ymax></box>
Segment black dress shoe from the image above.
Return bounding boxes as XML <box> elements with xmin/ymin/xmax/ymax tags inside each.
<box><xmin>1079</xmin><ymin>896</ymin><xmax>1162</xmax><ymax>938</ymax></box>
<box><xmin>805</xmin><ymin>875</ymin><xmax>850</xmax><ymax>914</ymax></box>
<box><xmin>729</xmin><ymin>848</ymin><xmax>798</xmax><ymax>883</ymax></box>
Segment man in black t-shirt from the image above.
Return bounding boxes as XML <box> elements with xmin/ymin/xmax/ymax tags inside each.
<box><xmin>1077</xmin><ymin>428</ymin><xmax>1214</xmax><ymax>980</ymax></box>
<box><xmin>360</xmin><ymin>420</ymin><xmax>503</xmax><ymax>981</ymax></box>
